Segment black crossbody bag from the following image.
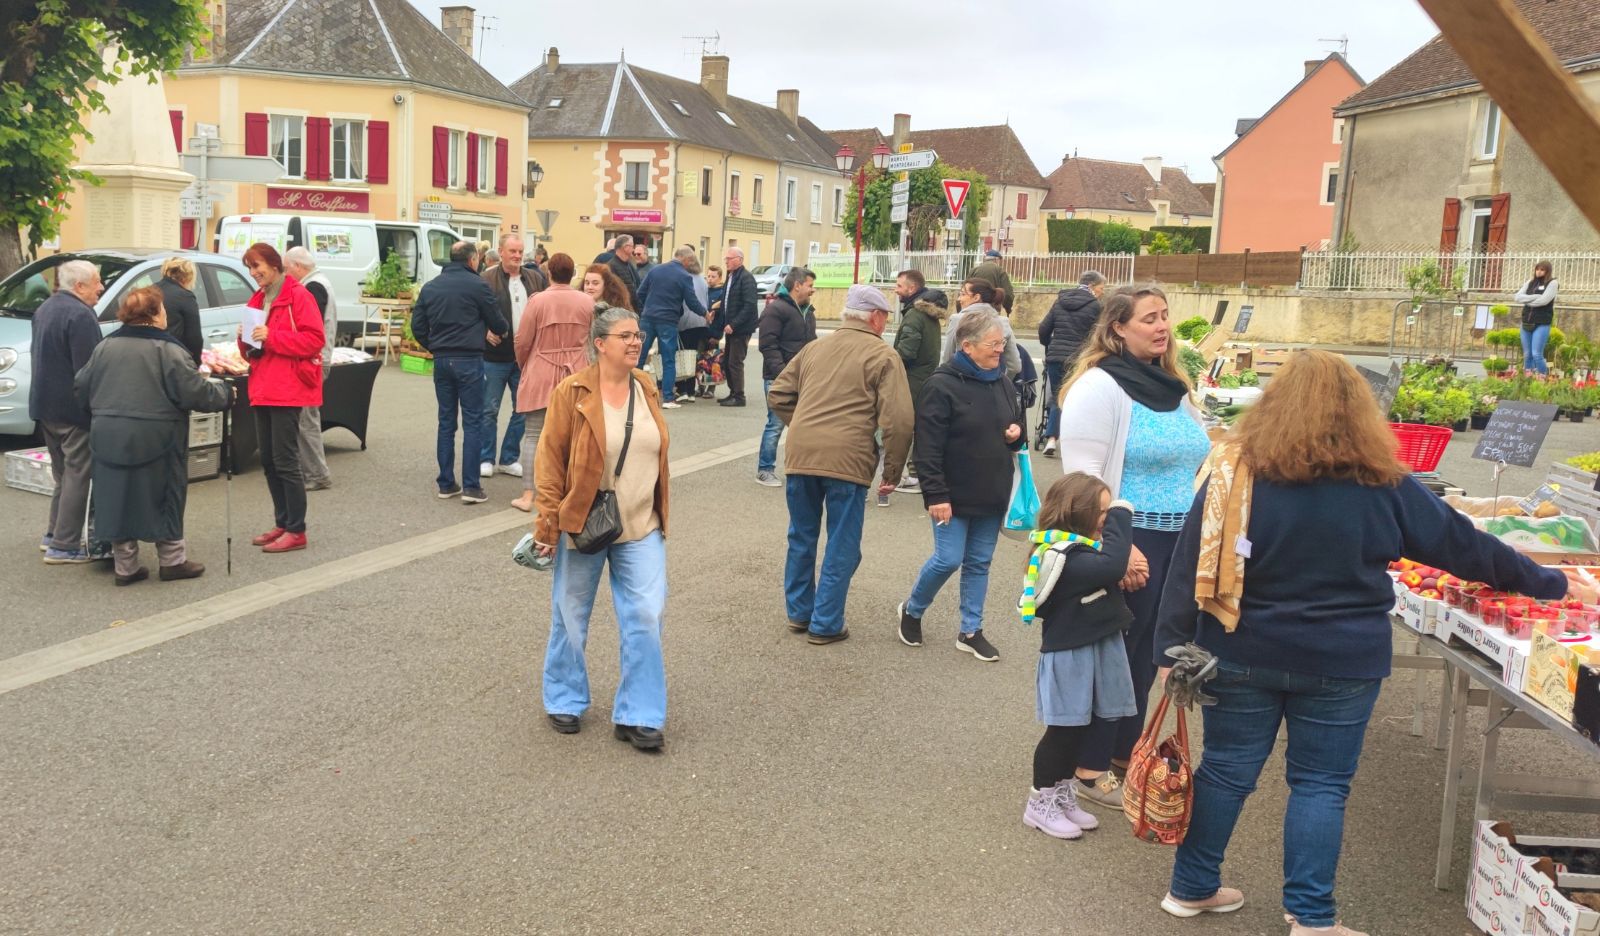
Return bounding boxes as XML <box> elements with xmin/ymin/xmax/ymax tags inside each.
<box><xmin>572</xmin><ymin>377</ymin><xmax>636</xmax><ymax>554</ymax></box>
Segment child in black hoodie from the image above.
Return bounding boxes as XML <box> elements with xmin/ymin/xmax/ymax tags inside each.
<box><xmin>1018</xmin><ymin>472</ymin><xmax>1138</xmax><ymax>841</ymax></box>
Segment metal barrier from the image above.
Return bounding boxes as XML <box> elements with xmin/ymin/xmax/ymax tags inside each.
<box><xmin>1389</xmin><ymin>300</ymin><xmax>1600</xmax><ymax>362</ymax></box>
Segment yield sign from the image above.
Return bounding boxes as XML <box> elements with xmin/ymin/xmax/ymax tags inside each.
<box><xmin>942</xmin><ymin>179</ymin><xmax>971</xmax><ymax>218</ymax></box>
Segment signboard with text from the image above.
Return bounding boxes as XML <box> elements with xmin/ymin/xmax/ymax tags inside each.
<box><xmin>1473</xmin><ymin>401</ymin><xmax>1559</xmax><ymax>467</ymax></box>
<box><xmin>611</xmin><ymin>208</ymin><xmax>664</xmax><ymax>224</ymax></box>
<box><xmin>886</xmin><ymin>151</ymin><xmax>936</xmax><ymax>171</ymax></box>
<box><xmin>416</xmin><ymin>200</ymin><xmax>453</xmax><ymax>223</ymax></box>
<box><xmin>268</xmin><ymin>187</ymin><xmax>369</xmax><ymax>214</ymax></box>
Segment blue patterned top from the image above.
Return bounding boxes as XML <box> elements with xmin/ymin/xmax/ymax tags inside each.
<box><xmin>1120</xmin><ymin>404</ymin><xmax>1211</xmax><ymax>531</ymax></box>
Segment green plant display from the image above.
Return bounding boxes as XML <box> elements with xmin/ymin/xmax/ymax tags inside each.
<box><xmin>1174</xmin><ymin>316</ymin><xmax>1213</xmax><ymax>342</ymax></box>
<box><xmin>1237</xmin><ymin>370</ymin><xmax>1260</xmax><ymax>387</ymax></box>
<box><xmin>1178</xmin><ymin>346</ymin><xmax>1206</xmax><ymax>382</ymax></box>
<box><xmin>1490</xmin><ymin>304</ymin><xmax>1511</xmax><ymax>320</ymax></box>
<box><xmin>362</xmin><ymin>252</ymin><xmax>415</xmax><ymax>299</ymax></box>
<box><xmin>1482</xmin><ymin>356</ymin><xmax>1511</xmax><ymax>374</ymax></box>
<box><xmin>1485</xmin><ymin>328</ymin><xmax>1523</xmax><ymax>351</ymax></box>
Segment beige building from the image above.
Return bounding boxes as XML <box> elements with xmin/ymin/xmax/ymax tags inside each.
<box><xmin>1332</xmin><ymin>0</ymin><xmax>1600</xmax><ymax>262</ymax></box>
<box><xmin>509</xmin><ymin>51</ymin><xmax>843</xmax><ymax>269</ymax></box>
<box><xmin>126</xmin><ymin>0</ymin><xmax>529</xmax><ymax>254</ymax></box>
<box><xmin>1039</xmin><ymin>155</ymin><xmax>1213</xmax><ymax>236</ymax></box>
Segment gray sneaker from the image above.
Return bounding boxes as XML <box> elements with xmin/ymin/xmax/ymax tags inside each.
<box><xmin>1076</xmin><ymin>770</ymin><xmax>1125</xmax><ymax>810</ymax></box>
<box><xmin>755</xmin><ymin>471</ymin><xmax>782</xmax><ymax>487</ymax></box>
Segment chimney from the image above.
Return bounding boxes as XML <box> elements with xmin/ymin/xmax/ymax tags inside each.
<box><xmin>545</xmin><ymin>46</ymin><xmax>560</xmax><ymax>72</ymax></box>
<box><xmin>200</xmin><ymin>1</ymin><xmax>226</xmax><ymax>61</ymax></box>
<box><xmin>1142</xmin><ymin>156</ymin><xmax>1163</xmax><ymax>183</ymax></box>
<box><xmin>891</xmin><ymin>113</ymin><xmax>910</xmax><ymax>152</ymax></box>
<box><xmin>1305</xmin><ymin>59</ymin><xmax>1322</xmax><ymax>77</ymax></box>
<box><xmin>776</xmin><ymin>89</ymin><xmax>799</xmax><ymax>125</ymax></box>
<box><xmin>440</xmin><ymin>6</ymin><xmax>475</xmax><ymax>58</ymax></box>
<box><xmin>700</xmin><ymin>54</ymin><xmax>729</xmax><ymax>105</ymax></box>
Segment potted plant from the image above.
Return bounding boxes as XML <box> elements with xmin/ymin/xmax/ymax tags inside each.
<box><xmin>1481</xmin><ymin>356</ymin><xmax>1511</xmax><ymax>377</ymax></box>
<box><xmin>361</xmin><ymin>253</ymin><xmax>415</xmax><ymax>300</ymax></box>
<box><xmin>1438</xmin><ymin>386</ymin><xmax>1473</xmax><ymax>431</ymax></box>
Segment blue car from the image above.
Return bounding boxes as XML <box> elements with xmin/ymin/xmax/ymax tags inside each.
<box><xmin>0</xmin><ymin>249</ymin><xmax>259</xmax><ymax>437</ymax></box>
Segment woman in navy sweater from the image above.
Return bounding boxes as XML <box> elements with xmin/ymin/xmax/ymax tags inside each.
<box><xmin>1154</xmin><ymin>351</ymin><xmax>1584</xmax><ymax>936</ymax></box>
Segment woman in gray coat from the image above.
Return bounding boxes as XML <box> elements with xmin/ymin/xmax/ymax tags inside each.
<box><xmin>74</xmin><ymin>286</ymin><xmax>232</xmax><ymax>585</ymax></box>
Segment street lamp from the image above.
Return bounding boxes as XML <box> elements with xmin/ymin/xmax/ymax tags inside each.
<box><xmin>523</xmin><ymin>160</ymin><xmax>544</xmax><ymax>198</ymax></box>
<box><xmin>837</xmin><ymin>141</ymin><xmax>892</xmax><ymax>284</ymax></box>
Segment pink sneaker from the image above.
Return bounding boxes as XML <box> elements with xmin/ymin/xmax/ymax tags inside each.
<box><xmin>1289</xmin><ymin>923</ymin><xmax>1367</xmax><ymax>936</ymax></box>
<box><xmin>1023</xmin><ymin>788</ymin><xmax>1083</xmax><ymax>840</ymax></box>
<box><xmin>1053</xmin><ymin>780</ymin><xmax>1099</xmax><ymax>830</ymax></box>
<box><xmin>1161</xmin><ymin>887</ymin><xmax>1245</xmax><ymax>917</ymax></box>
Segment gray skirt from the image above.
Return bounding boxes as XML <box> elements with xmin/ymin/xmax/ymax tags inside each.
<box><xmin>1036</xmin><ymin>632</ymin><xmax>1139</xmax><ymax>727</ymax></box>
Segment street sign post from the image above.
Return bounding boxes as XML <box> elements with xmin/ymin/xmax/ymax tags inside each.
<box><xmin>945</xmin><ymin>218</ymin><xmax>965</xmax><ymax>231</ymax></box>
<box><xmin>890</xmin><ymin>205</ymin><xmax>908</xmax><ymax>224</ymax></box>
<box><xmin>180</xmin><ymin>154</ymin><xmax>283</xmax><ymax>184</ymax></box>
<box><xmin>942</xmin><ymin>179</ymin><xmax>971</xmax><ymax>218</ymax></box>
<box><xmin>887</xmin><ymin>150</ymin><xmax>936</xmax><ymax>172</ymax></box>
<box><xmin>891</xmin><ymin>179</ymin><xmax>910</xmax><ymax>195</ymax></box>
<box><xmin>535</xmin><ymin>209</ymin><xmax>559</xmax><ymax>242</ymax></box>
<box><xmin>890</xmin><ymin>190</ymin><xmax>909</xmax><ymax>207</ymax></box>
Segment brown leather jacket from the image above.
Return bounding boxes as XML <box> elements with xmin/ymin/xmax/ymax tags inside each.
<box><xmin>533</xmin><ymin>365</ymin><xmax>670</xmax><ymax>546</ymax></box>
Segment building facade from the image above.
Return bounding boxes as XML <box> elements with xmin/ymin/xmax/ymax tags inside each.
<box><xmin>1211</xmin><ymin>55</ymin><xmax>1365</xmax><ymax>253</ymax></box>
<box><xmin>510</xmin><ymin>51</ymin><xmax>843</xmax><ymax>268</ymax></box>
<box><xmin>1040</xmin><ymin>156</ymin><xmax>1213</xmax><ymax>235</ymax></box>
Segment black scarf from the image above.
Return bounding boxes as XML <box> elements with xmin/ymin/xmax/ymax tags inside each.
<box><xmin>109</xmin><ymin>324</ymin><xmax>187</xmax><ymax>348</ymax></box>
<box><xmin>1097</xmin><ymin>351</ymin><xmax>1187</xmax><ymax>412</ymax></box>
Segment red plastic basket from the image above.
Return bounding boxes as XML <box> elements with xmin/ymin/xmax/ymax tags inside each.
<box><xmin>1389</xmin><ymin>423</ymin><xmax>1453</xmax><ymax>473</ymax></box>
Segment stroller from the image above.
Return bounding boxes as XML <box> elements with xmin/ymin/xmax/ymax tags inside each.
<box><xmin>1015</xmin><ymin>344</ymin><xmax>1040</xmax><ymax>443</ymax></box>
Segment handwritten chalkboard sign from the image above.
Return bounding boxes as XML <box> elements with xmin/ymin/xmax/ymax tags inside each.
<box><xmin>1472</xmin><ymin>401</ymin><xmax>1559</xmax><ymax>467</ymax></box>
<box><xmin>1234</xmin><ymin>305</ymin><xmax>1253</xmax><ymax>334</ymax></box>
<box><xmin>1357</xmin><ymin>362</ymin><xmax>1403</xmax><ymax>414</ymax></box>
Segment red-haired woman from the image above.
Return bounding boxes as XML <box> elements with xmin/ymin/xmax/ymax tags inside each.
<box><xmin>237</xmin><ymin>242</ymin><xmax>324</xmax><ymax>553</ymax></box>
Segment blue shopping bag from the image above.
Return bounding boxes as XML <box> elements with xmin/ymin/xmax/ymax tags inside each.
<box><xmin>1004</xmin><ymin>447</ymin><xmax>1041</xmax><ymax>538</ymax></box>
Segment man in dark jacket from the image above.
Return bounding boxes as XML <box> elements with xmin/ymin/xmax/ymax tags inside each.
<box><xmin>892</xmin><ymin>270</ymin><xmax>946</xmax><ymax>492</ymax></box>
<box><xmin>969</xmin><ymin>250</ymin><xmax>1016</xmax><ymax>315</ymax></box>
<box><xmin>411</xmin><ymin>241</ymin><xmax>508</xmax><ymax>502</ymax></box>
<box><xmin>754</xmin><ymin>267</ymin><xmax>817</xmax><ymax>485</ymax></box>
<box><xmin>605</xmin><ymin>234</ymin><xmax>641</xmax><ymax>310</ymax></box>
<box><xmin>1036</xmin><ymin>270</ymin><xmax>1106</xmax><ymax>456</ymax></box>
<box><xmin>30</xmin><ymin>259</ymin><xmax>106</xmax><ymax>563</ymax></box>
<box><xmin>635</xmin><ymin>245</ymin><xmax>707</xmax><ymax>408</ymax></box>
<box><xmin>480</xmin><ymin>234</ymin><xmax>546</xmax><ymax>477</ymax></box>
<box><xmin>594</xmin><ymin>238</ymin><xmax>617</xmax><ymax>265</ymax></box>
<box><xmin>719</xmin><ymin>246</ymin><xmax>760</xmax><ymax>406</ymax></box>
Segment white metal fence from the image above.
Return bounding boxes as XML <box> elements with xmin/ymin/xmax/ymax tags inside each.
<box><xmin>853</xmin><ymin>250</ymin><xmax>1136</xmax><ymax>288</ymax></box>
<box><xmin>1299</xmin><ymin>249</ymin><xmax>1600</xmax><ymax>293</ymax></box>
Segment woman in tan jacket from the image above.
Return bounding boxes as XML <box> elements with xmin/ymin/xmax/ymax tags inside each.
<box><xmin>533</xmin><ymin>305</ymin><xmax>671</xmax><ymax>751</ymax></box>
<box><xmin>511</xmin><ymin>253</ymin><xmax>594</xmax><ymax>512</ymax></box>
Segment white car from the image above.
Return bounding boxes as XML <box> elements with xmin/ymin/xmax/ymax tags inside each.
<box><xmin>750</xmin><ymin>264</ymin><xmax>795</xmax><ymax>299</ymax></box>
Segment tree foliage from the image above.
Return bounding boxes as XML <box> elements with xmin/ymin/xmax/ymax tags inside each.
<box><xmin>1100</xmin><ymin>222</ymin><xmax>1143</xmax><ymax>254</ymax></box>
<box><xmin>0</xmin><ymin>0</ymin><xmax>208</xmax><ymax>277</ymax></box>
<box><xmin>841</xmin><ymin>159</ymin><xmax>991</xmax><ymax>252</ymax></box>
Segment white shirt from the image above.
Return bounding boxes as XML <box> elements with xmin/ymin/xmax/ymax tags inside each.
<box><xmin>507</xmin><ymin>273</ymin><xmax>528</xmax><ymax>319</ymax></box>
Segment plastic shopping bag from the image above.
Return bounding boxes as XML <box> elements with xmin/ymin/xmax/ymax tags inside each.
<box><xmin>1004</xmin><ymin>447</ymin><xmax>1041</xmax><ymax>539</ymax></box>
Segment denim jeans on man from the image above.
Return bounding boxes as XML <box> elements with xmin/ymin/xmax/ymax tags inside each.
<box><xmin>542</xmin><ymin>530</ymin><xmax>668</xmax><ymax>729</ymax></box>
<box><xmin>637</xmin><ymin>319</ymin><xmax>679</xmax><ymax>402</ymax></box>
<box><xmin>1043</xmin><ymin>360</ymin><xmax>1066</xmax><ymax>439</ymax></box>
<box><xmin>433</xmin><ymin>354</ymin><xmax>485</xmax><ymax>491</ymax></box>
<box><xmin>905</xmin><ymin>513</ymin><xmax>1002</xmax><ymax>635</ymax></box>
<box><xmin>784</xmin><ymin>475</ymin><xmax>867</xmax><ymax>636</ymax></box>
<box><xmin>758</xmin><ymin>378</ymin><xmax>785</xmax><ymax>473</ymax></box>
<box><xmin>1521</xmin><ymin>324</ymin><xmax>1551</xmax><ymax>374</ymax></box>
<box><xmin>480</xmin><ymin>360</ymin><xmax>526</xmax><ymax>465</ymax></box>
<box><xmin>1168</xmin><ymin>660</ymin><xmax>1382</xmax><ymax>928</ymax></box>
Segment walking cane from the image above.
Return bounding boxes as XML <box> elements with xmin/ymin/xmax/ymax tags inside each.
<box><xmin>221</xmin><ymin>379</ymin><xmax>234</xmax><ymax>575</ymax></box>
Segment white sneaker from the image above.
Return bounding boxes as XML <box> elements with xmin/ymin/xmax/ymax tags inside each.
<box><xmin>895</xmin><ymin>476</ymin><xmax>921</xmax><ymax>492</ymax></box>
<box><xmin>662</xmin><ymin>400</ymin><xmax>682</xmax><ymax>409</ymax></box>
<box><xmin>1041</xmin><ymin>438</ymin><xmax>1058</xmax><ymax>457</ymax></box>
<box><xmin>479</xmin><ymin>461</ymin><xmax>494</xmax><ymax>478</ymax></box>
<box><xmin>497</xmin><ymin>462</ymin><xmax>523</xmax><ymax>477</ymax></box>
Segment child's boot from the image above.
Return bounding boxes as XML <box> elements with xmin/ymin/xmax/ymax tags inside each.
<box><xmin>1054</xmin><ymin>779</ymin><xmax>1099</xmax><ymax>831</ymax></box>
<box><xmin>1023</xmin><ymin>787</ymin><xmax>1083</xmax><ymax>840</ymax></box>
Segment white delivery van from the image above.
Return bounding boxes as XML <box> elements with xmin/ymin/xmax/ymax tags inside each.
<box><xmin>214</xmin><ymin>214</ymin><xmax>462</xmax><ymax>343</ymax></box>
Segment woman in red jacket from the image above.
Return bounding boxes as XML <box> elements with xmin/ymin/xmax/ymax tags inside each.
<box><xmin>237</xmin><ymin>243</ymin><xmax>324</xmax><ymax>553</ymax></box>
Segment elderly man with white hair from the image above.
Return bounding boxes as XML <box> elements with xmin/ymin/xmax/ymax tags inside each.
<box><xmin>766</xmin><ymin>284</ymin><xmax>913</xmax><ymax>645</ymax></box>
<box><xmin>283</xmin><ymin>246</ymin><xmax>337</xmax><ymax>490</ymax></box>
<box><xmin>31</xmin><ymin>259</ymin><xmax>107</xmax><ymax>563</ymax></box>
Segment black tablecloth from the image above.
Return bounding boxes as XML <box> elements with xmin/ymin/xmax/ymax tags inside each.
<box><xmin>221</xmin><ymin>359</ymin><xmax>381</xmax><ymax>473</ymax></box>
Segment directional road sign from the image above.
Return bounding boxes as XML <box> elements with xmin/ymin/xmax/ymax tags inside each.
<box><xmin>180</xmin><ymin>154</ymin><xmax>283</xmax><ymax>184</ymax></box>
<box><xmin>890</xmin><ymin>190</ymin><xmax>909</xmax><ymax>207</ymax></box>
<box><xmin>886</xmin><ymin>150</ymin><xmax>936</xmax><ymax>172</ymax></box>
<box><xmin>942</xmin><ymin>179</ymin><xmax>971</xmax><ymax>218</ymax></box>
<box><xmin>945</xmin><ymin>218</ymin><xmax>965</xmax><ymax>231</ymax></box>
<box><xmin>891</xmin><ymin>179</ymin><xmax>910</xmax><ymax>195</ymax></box>
<box><xmin>890</xmin><ymin>205</ymin><xmax>909</xmax><ymax>224</ymax></box>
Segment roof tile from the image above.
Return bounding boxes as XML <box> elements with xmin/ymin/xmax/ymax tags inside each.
<box><xmin>1041</xmin><ymin>157</ymin><xmax>1213</xmax><ymax>217</ymax></box>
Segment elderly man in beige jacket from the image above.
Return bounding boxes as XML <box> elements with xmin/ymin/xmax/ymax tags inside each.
<box><xmin>767</xmin><ymin>284</ymin><xmax>913</xmax><ymax>646</ymax></box>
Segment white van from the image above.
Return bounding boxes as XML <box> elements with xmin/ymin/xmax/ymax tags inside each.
<box><xmin>214</xmin><ymin>214</ymin><xmax>462</xmax><ymax>343</ymax></box>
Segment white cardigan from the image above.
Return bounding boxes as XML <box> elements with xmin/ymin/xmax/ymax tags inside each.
<box><xmin>1056</xmin><ymin>367</ymin><xmax>1204</xmax><ymax>497</ymax></box>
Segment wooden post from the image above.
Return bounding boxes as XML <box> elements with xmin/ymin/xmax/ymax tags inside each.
<box><xmin>1241</xmin><ymin>248</ymin><xmax>1251</xmax><ymax>289</ymax></box>
<box><xmin>1417</xmin><ymin>0</ymin><xmax>1600</xmax><ymax>235</ymax></box>
<box><xmin>1297</xmin><ymin>245</ymin><xmax>1306</xmax><ymax>290</ymax></box>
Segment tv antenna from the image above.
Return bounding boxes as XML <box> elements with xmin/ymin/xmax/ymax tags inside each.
<box><xmin>475</xmin><ymin>15</ymin><xmax>499</xmax><ymax>59</ymax></box>
<box><xmin>682</xmin><ymin>31</ymin><xmax>721</xmax><ymax>57</ymax></box>
<box><xmin>1318</xmin><ymin>34</ymin><xmax>1349</xmax><ymax>57</ymax></box>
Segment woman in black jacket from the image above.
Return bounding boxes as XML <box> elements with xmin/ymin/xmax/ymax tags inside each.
<box><xmin>157</xmin><ymin>256</ymin><xmax>204</xmax><ymax>365</ymax></box>
<box><xmin>897</xmin><ymin>309</ymin><xmax>1024</xmax><ymax>662</ymax></box>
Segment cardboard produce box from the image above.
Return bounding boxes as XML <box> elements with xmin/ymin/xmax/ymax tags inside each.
<box><xmin>1471</xmin><ymin>821</ymin><xmax>1600</xmax><ymax>936</ymax></box>
<box><xmin>1399</xmin><ymin>588</ymin><xmax>1444</xmax><ymax>636</ymax></box>
<box><xmin>1526</xmin><ymin>632</ymin><xmax>1593</xmax><ymax>724</ymax></box>
<box><xmin>1445</xmin><ymin>608</ymin><xmax>1533</xmax><ymax>691</ymax></box>
<box><xmin>1569</xmin><ymin>661</ymin><xmax>1600</xmax><ymax>747</ymax></box>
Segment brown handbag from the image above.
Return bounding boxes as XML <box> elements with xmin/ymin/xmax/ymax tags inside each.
<box><xmin>1123</xmin><ymin>693</ymin><xmax>1194</xmax><ymax>845</ymax></box>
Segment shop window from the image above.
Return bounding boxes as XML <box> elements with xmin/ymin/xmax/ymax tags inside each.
<box><xmin>269</xmin><ymin>114</ymin><xmax>304</xmax><ymax>177</ymax></box>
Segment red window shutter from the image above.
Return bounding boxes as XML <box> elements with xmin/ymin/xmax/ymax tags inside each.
<box><xmin>180</xmin><ymin>219</ymin><xmax>197</xmax><ymax>249</ymax></box>
<box><xmin>494</xmin><ymin>138</ymin><xmax>509</xmax><ymax>196</ymax></box>
<box><xmin>245</xmin><ymin>112</ymin><xmax>269</xmax><ymax>157</ymax></box>
<box><xmin>1487</xmin><ymin>193</ymin><xmax>1511</xmax><ymax>250</ymax></box>
<box><xmin>431</xmin><ymin>126</ymin><xmax>448</xmax><ymax>188</ymax></box>
<box><xmin>1439</xmin><ymin>197</ymin><xmax>1462</xmax><ymax>253</ymax></box>
<box><xmin>367</xmin><ymin>121</ymin><xmax>389</xmax><ymax>184</ymax></box>
<box><xmin>466</xmin><ymin>132</ymin><xmax>479</xmax><ymax>191</ymax></box>
<box><xmin>303</xmin><ymin>117</ymin><xmax>324</xmax><ymax>180</ymax></box>
<box><xmin>169</xmin><ymin>110</ymin><xmax>184</xmax><ymax>152</ymax></box>
<box><xmin>317</xmin><ymin>117</ymin><xmax>333</xmax><ymax>180</ymax></box>
<box><xmin>1017</xmin><ymin>193</ymin><xmax>1028</xmax><ymax>220</ymax></box>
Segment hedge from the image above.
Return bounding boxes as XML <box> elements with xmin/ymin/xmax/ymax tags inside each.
<box><xmin>1142</xmin><ymin>225</ymin><xmax>1211</xmax><ymax>253</ymax></box>
<box><xmin>1046</xmin><ymin>218</ymin><xmax>1105</xmax><ymax>253</ymax></box>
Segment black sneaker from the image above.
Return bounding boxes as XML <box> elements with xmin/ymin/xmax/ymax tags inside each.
<box><xmin>461</xmin><ymin>488</ymin><xmax>488</xmax><ymax>504</ymax></box>
<box><xmin>957</xmin><ymin>629</ymin><xmax>999</xmax><ymax>662</ymax></box>
<box><xmin>438</xmin><ymin>484</ymin><xmax>462</xmax><ymax>499</ymax></box>
<box><xmin>897</xmin><ymin>602</ymin><xmax>923</xmax><ymax>647</ymax></box>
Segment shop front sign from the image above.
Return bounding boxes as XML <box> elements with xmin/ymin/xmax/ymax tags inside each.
<box><xmin>611</xmin><ymin>208</ymin><xmax>663</xmax><ymax>224</ymax></box>
<box><xmin>266</xmin><ymin>186</ymin><xmax>369</xmax><ymax>214</ymax></box>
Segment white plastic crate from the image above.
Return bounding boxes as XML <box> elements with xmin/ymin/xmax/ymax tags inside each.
<box><xmin>187</xmin><ymin>444</ymin><xmax>221</xmax><ymax>482</ymax></box>
<box><xmin>4</xmin><ymin>447</ymin><xmax>54</xmax><ymax>496</ymax></box>
<box><xmin>189</xmin><ymin>412</ymin><xmax>223</xmax><ymax>448</ymax></box>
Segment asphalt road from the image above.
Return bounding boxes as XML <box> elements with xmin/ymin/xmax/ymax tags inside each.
<box><xmin>3</xmin><ymin>344</ymin><xmax>1599</xmax><ymax>934</ymax></box>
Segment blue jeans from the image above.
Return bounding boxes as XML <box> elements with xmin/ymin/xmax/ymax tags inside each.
<box><xmin>542</xmin><ymin>531</ymin><xmax>669</xmax><ymax>729</ymax></box>
<box><xmin>758</xmin><ymin>378</ymin><xmax>784</xmax><ymax>473</ymax></box>
<box><xmin>1044</xmin><ymin>360</ymin><xmax>1066</xmax><ymax>439</ymax></box>
<box><xmin>784</xmin><ymin>475</ymin><xmax>867</xmax><ymax>636</ymax></box>
<box><xmin>432</xmin><ymin>354</ymin><xmax>485</xmax><ymax>492</ymax></box>
<box><xmin>480</xmin><ymin>360</ymin><xmax>525</xmax><ymax>465</ymax></box>
<box><xmin>1521</xmin><ymin>324</ymin><xmax>1551</xmax><ymax>374</ymax></box>
<box><xmin>905</xmin><ymin>513</ymin><xmax>1003</xmax><ymax>635</ymax></box>
<box><xmin>1168</xmin><ymin>661</ymin><xmax>1382</xmax><ymax>927</ymax></box>
<box><xmin>638</xmin><ymin>318</ymin><xmax>680</xmax><ymax>401</ymax></box>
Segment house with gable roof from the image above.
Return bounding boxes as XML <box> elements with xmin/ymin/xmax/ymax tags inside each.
<box><xmin>510</xmin><ymin>50</ymin><xmax>844</xmax><ymax>268</ymax></box>
<box><xmin>1039</xmin><ymin>155</ymin><xmax>1213</xmax><ymax>240</ymax></box>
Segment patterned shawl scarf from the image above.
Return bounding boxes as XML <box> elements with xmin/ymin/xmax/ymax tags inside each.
<box><xmin>1019</xmin><ymin>529</ymin><xmax>1102</xmax><ymax>624</ymax></box>
<box><xmin>1194</xmin><ymin>442</ymin><xmax>1253</xmax><ymax>632</ymax></box>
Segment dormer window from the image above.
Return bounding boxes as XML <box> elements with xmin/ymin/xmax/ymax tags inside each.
<box><xmin>717</xmin><ymin>111</ymin><xmax>736</xmax><ymax>126</ymax></box>
<box><xmin>670</xmin><ymin>100</ymin><xmax>690</xmax><ymax>116</ymax></box>
<box><xmin>547</xmin><ymin>98</ymin><xmax>563</xmax><ymax>108</ymax></box>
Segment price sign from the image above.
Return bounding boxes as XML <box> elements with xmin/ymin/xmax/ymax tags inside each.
<box><xmin>1357</xmin><ymin>362</ymin><xmax>1403</xmax><ymax>414</ymax></box>
<box><xmin>1234</xmin><ymin>305</ymin><xmax>1253</xmax><ymax>334</ymax></box>
<box><xmin>1472</xmin><ymin>401</ymin><xmax>1558</xmax><ymax>468</ymax></box>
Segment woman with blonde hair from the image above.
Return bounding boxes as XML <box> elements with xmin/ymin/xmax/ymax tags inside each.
<box><xmin>157</xmin><ymin>256</ymin><xmax>203</xmax><ymax>365</ymax></box>
<box><xmin>1055</xmin><ymin>283</ymin><xmax>1210</xmax><ymax>810</ymax></box>
<box><xmin>1154</xmin><ymin>349</ymin><xmax>1586</xmax><ymax>933</ymax></box>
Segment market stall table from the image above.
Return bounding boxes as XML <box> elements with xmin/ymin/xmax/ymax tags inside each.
<box><xmin>220</xmin><ymin>359</ymin><xmax>382</xmax><ymax>473</ymax></box>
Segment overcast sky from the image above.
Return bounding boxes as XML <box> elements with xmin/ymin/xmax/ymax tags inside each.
<box><xmin>409</xmin><ymin>0</ymin><xmax>1443</xmax><ymax>184</ymax></box>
